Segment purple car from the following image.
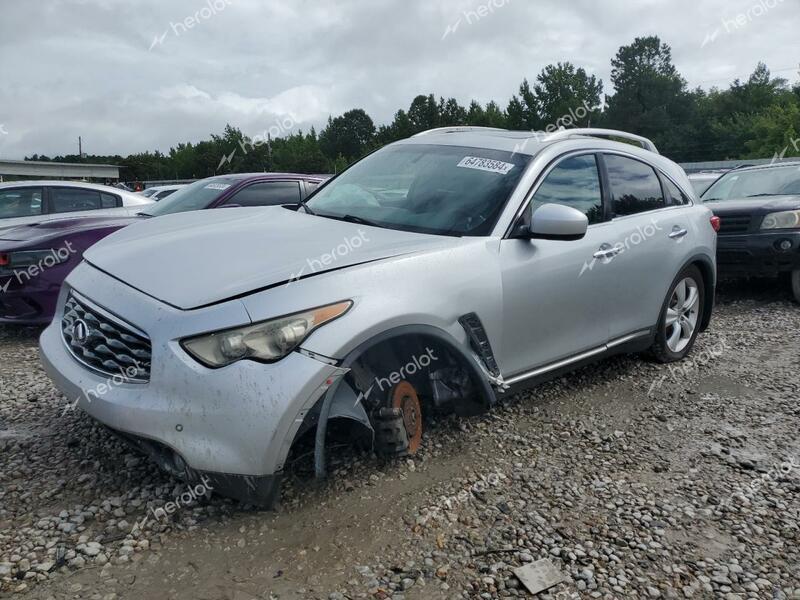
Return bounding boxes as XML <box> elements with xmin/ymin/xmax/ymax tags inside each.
<box><xmin>0</xmin><ymin>173</ymin><xmax>327</xmax><ymax>324</ymax></box>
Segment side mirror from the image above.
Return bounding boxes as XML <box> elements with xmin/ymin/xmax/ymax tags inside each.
<box><xmin>512</xmin><ymin>203</ymin><xmax>589</xmax><ymax>241</ymax></box>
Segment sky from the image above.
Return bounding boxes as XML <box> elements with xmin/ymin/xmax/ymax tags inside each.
<box><xmin>0</xmin><ymin>0</ymin><xmax>797</xmax><ymax>159</ymax></box>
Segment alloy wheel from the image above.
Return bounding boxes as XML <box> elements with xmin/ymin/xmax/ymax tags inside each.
<box><xmin>665</xmin><ymin>277</ymin><xmax>700</xmax><ymax>353</ymax></box>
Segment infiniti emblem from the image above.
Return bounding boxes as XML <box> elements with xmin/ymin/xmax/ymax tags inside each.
<box><xmin>72</xmin><ymin>319</ymin><xmax>89</xmax><ymax>345</ymax></box>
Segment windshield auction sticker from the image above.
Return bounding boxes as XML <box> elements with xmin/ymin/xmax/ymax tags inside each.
<box><xmin>457</xmin><ymin>156</ymin><xmax>515</xmax><ymax>175</ymax></box>
<box><xmin>205</xmin><ymin>183</ymin><xmax>231</xmax><ymax>190</ymax></box>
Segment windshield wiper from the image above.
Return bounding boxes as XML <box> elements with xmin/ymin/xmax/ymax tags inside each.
<box><xmin>135</xmin><ymin>212</ymin><xmax>153</xmax><ymax>217</ymax></box>
<box><xmin>298</xmin><ymin>199</ymin><xmax>316</xmax><ymax>215</ymax></box>
<box><xmin>318</xmin><ymin>213</ymin><xmax>382</xmax><ymax>228</ymax></box>
<box><xmin>746</xmin><ymin>193</ymin><xmax>778</xmax><ymax>198</ymax></box>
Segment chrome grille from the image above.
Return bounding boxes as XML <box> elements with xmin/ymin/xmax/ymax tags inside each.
<box><xmin>62</xmin><ymin>293</ymin><xmax>151</xmax><ymax>382</ymax></box>
<box><xmin>718</xmin><ymin>215</ymin><xmax>752</xmax><ymax>235</ymax></box>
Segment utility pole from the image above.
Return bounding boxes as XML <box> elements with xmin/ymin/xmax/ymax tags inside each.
<box><xmin>78</xmin><ymin>136</ymin><xmax>82</xmax><ymax>159</ymax></box>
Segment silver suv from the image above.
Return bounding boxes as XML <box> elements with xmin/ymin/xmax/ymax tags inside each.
<box><xmin>40</xmin><ymin>127</ymin><xmax>718</xmax><ymax>506</ymax></box>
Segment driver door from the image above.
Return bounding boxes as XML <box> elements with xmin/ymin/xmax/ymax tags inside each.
<box><xmin>497</xmin><ymin>153</ymin><xmax>613</xmax><ymax>377</ymax></box>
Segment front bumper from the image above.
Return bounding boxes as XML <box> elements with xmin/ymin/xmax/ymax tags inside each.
<box><xmin>716</xmin><ymin>231</ymin><xmax>800</xmax><ymax>275</ymax></box>
<box><xmin>39</xmin><ymin>262</ymin><xmax>345</xmax><ymax>504</ymax></box>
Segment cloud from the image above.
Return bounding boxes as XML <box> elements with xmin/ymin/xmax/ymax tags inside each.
<box><xmin>0</xmin><ymin>0</ymin><xmax>797</xmax><ymax>158</ymax></box>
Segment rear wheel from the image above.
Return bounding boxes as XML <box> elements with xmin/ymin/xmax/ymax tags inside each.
<box><xmin>791</xmin><ymin>270</ymin><xmax>800</xmax><ymax>304</ymax></box>
<box><xmin>651</xmin><ymin>265</ymin><xmax>704</xmax><ymax>363</ymax></box>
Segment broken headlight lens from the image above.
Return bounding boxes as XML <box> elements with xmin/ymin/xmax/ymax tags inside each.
<box><xmin>761</xmin><ymin>210</ymin><xmax>800</xmax><ymax>230</ymax></box>
<box><xmin>181</xmin><ymin>300</ymin><xmax>352</xmax><ymax>368</ymax></box>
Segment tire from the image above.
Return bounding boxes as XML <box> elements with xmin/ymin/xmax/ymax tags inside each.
<box><xmin>791</xmin><ymin>270</ymin><xmax>800</xmax><ymax>304</ymax></box>
<box><xmin>650</xmin><ymin>265</ymin><xmax>705</xmax><ymax>363</ymax></box>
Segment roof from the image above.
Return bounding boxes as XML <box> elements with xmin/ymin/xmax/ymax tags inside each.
<box><xmin>0</xmin><ymin>180</ymin><xmax>147</xmax><ymax>203</ymax></box>
<box><xmin>729</xmin><ymin>161</ymin><xmax>800</xmax><ymax>172</ymax></box>
<box><xmin>400</xmin><ymin>127</ymin><xmax>659</xmax><ymax>157</ymax></box>
<box><xmin>0</xmin><ymin>180</ymin><xmax>130</xmax><ymax>192</ymax></box>
<box><xmin>211</xmin><ymin>172</ymin><xmax>329</xmax><ymax>182</ymax></box>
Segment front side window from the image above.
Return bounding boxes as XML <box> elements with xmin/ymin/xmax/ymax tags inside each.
<box><xmin>531</xmin><ymin>155</ymin><xmax>604</xmax><ymax>225</ymax></box>
<box><xmin>306</xmin><ymin>144</ymin><xmax>532</xmax><ymax>236</ymax></box>
<box><xmin>605</xmin><ymin>154</ymin><xmax>666</xmax><ymax>216</ymax></box>
<box><xmin>50</xmin><ymin>188</ymin><xmax>107</xmax><ymax>214</ymax></box>
<box><xmin>225</xmin><ymin>181</ymin><xmax>302</xmax><ymax>207</ymax></box>
<box><xmin>702</xmin><ymin>165</ymin><xmax>800</xmax><ymax>201</ymax></box>
<box><xmin>0</xmin><ymin>187</ymin><xmax>43</xmax><ymax>219</ymax></box>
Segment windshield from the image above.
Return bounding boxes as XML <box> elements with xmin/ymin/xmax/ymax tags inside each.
<box><xmin>141</xmin><ymin>178</ymin><xmax>236</xmax><ymax>216</ymax></box>
<box><xmin>305</xmin><ymin>143</ymin><xmax>531</xmax><ymax>236</ymax></box>
<box><xmin>702</xmin><ymin>165</ymin><xmax>800</xmax><ymax>201</ymax></box>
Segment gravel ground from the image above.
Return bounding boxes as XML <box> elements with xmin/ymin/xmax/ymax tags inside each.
<box><xmin>1</xmin><ymin>280</ymin><xmax>798</xmax><ymax>600</ymax></box>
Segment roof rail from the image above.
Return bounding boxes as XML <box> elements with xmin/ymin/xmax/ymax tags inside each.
<box><xmin>412</xmin><ymin>126</ymin><xmax>508</xmax><ymax>137</ymax></box>
<box><xmin>543</xmin><ymin>128</ymin><xmax>659</xmax><ymax>154</ymax></box>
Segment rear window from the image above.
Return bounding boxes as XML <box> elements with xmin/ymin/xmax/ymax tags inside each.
<box><xmin>50</xmin><ymin>188</ymin><xmax>118</xmax><ymax>213</ymax></box>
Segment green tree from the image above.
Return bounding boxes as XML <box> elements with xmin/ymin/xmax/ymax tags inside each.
<box><xmin>533</xmin><ymin>62</ymin><xmax>602</xmax><ymax>126</ymax></box>
<box><xmin>603</xmin><ymin>36</ymin><xmax>697</xmax><ymax>160</ymax></box>
<box><xmin>319</xmin><ymin>109</ymin><xmax>376</xmax><ymax>162</ymax></box>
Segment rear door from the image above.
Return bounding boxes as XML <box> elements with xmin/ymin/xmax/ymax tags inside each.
<box><xmin>0</xmin><ymin>186</ymin><xmax>46</xmax><ymax>230</ymax></box>
<box><xmin>595</xmin><ymin>153</ymin><xmax>695</xmax><ymax>338</ymax></box>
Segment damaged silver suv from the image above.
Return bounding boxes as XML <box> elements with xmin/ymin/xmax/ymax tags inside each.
<box><xmin>40</xmin><ymin>128</ymin><xmax>718</xmax><ymax>506</ymax></box>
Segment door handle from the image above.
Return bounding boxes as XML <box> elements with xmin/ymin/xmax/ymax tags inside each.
<box><xmin>593</xmin><ymin>245</ymin><xmax>622</xmax><ymax>260</ymax></box>
<box><xmin>669</xmin><ymin>227</ymin><xmax>688</xmax><ymax>239</ymax></box>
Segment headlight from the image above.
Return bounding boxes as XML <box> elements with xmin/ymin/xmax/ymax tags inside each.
<box><xmin>0</xmin><ymin>249</ymin><xmax>71</xmax><ymax>270</ymax></box>
<box><xmin>761</xmin><ymin>210</ymin><xmax>800</xmax><ymax>230</ymax></box>
<box><xmin>181</xmin><ymin>300</ymin><xmax>352</xmax><ymax>368</ymax></box>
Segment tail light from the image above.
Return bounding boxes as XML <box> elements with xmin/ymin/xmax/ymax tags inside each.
<box><xmin>0</xmin><ymin>253</ymin><xmax>9</xmax><ymax>267</ymax></box>
<box><xmin>710</xmin><ymin>216</ymin><xmax>721</xmax><ymax>232</ymax></box>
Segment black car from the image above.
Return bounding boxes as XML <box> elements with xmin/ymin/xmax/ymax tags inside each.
<box><xmin>702</xmin><ymin>162</ymin><xmax>800</xmax><ymax>302</ymax></box>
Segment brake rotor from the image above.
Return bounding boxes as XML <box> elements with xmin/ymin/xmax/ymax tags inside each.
<box><xmin>391</xmin><ymin>380</ymin><xmax>423</xmax><ymax>454</ymax></box>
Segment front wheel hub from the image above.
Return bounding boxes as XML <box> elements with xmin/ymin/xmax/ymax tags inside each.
<box><xmin>373</xmin><ymin>380</ymin><xmax>423</xmax><ymax>456</ymax></box>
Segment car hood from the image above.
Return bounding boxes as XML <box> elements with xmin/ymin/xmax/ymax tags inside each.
<box><xmin>84</xmin><ymin>207</ymin><xmax>458</xmax><ymax>310</ymax></box>
<box><xmin>0</xmin><ymin>216</ymin><xmax>140</xmax><ymax>243</ymax></box>
<box><xmin>703</xmin><ymin>195</ymin><xmax>800</xmax><ymax>214</ymax></box>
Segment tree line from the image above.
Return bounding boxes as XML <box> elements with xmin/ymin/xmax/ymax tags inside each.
<box><xmin>27</xmin><ymin>36</ymin><xmax>800</xmax><ymax>181</ymax></box>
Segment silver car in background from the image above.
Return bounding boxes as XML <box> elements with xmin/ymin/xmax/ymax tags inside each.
<box><xmin>0</xmin><ymin>180</ymin><xmax>153</xmax><ymax>231</ymax></box>
<box><xmin>40</xmin><ymin>128</ymin><xmax>718</xmax><ymax>506</ymax></box>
